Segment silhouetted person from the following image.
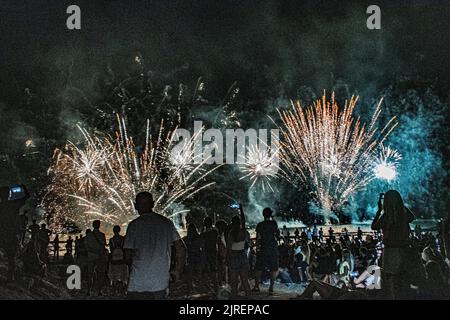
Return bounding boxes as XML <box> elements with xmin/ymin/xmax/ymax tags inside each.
<box><xmin>227</xmin><ymin>204</ymin><xmax>251</xmax><ymax>298</ymax></box>
<box><xmin>66</xmin><ymin>236</ymin><xmax>73</xmax><ymax>255</ymax></box>
<box><xmin>124</xmin><ymin>192</ymin><xmax>186</xmax><ymax>300</ymax></box>
<box><xmin>183</xmin><ymin>223</ymin><xmax>204</xmax><ymax>293</ymax></box>
<box><xmin>77</xmin><ymin>230</ymin><xmax>89</xmax><ymax>274</ymax></box>
<box><xmin>294</xmin><ymin>228</ymin><xmax>300</xmax><ymax>240</ymax></box>
<box><xmin>74</xmin><ymin>236</ymin><xmax>79</xmax><ymax>257</ymax></box>
<box><xmin>108</xmin><ymin>225</ymin><xmax>129</xmax><ymax>296</ymax></box>
<box><xmin>28</xmin><ymin>219</ymin><xmax>40</xmax><ymax>243</ymax></box>
<box><xmin>357</xmin><ymin>227</ymin><xmax>363</xmax><ymax>240</ymax></box>
<box><xmin>371</xmin><ymin>190</ymin><xmax>415</xmax><ymax>299</ymax></box>
<box><xmin>0</xmin><ymin>185</ymin><xmax>29</xmax><ymax>281</ymax></box>
<box><xmin>201</xmin><ymin>216</ymin><xmax>219</xmax><ymax>292</ymax></box>
<box><xmin>306</xmin><ymin>228</ymin><xmax>312</xmax><ymax>242</ymax></box>
<box><xmin>414</xmin><ymin>224</ymin><xmax>422</xmax><ymax>237</ymax></box>
<box><xmin>37</xmin><ymin>223</ymin><xmax>51</xmax><ymax>263</ymax></box>
<box><xmin>53</xmin><ymin>235</ymin><xmax>60</xmax><ymax>260</ymax></box>
<box><xmin>85</xmin><ymin>220</ymin><xmax>108</xmax><ymax>296</ymax></box>
<box><xmin>19</xmin><ymin>214</ymin><xmax>28</xmax><ymax>245</ymax></box>
<box><xmin>312</xmin><ymin>224</ymin><xmax>318</xmax><ymax>242</ymax></box>
<box><xmin>215</xmin><ymin>220</ymin><xmax>228</xmax><ymax>286</ymax></box>
<box><xmin>328</xmin><ymin>227</ymin><xmax>335</xmax><ymax>242</ymax></box>
<box><xmin>319</xmin><ymin>227</ymin><xmax>324</xmax><ymax>242</ymax></box>
<box><xmin>282</xmin><ymin>225</ymin><xmax>289</xmax><ymax>240</ymax></box>
<box><xmin>253</xmin><ymin>207</ymin><xmax>280</xmax><ymax>295</ymax></box>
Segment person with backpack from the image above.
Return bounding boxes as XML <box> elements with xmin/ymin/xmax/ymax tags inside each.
<box><xmin>108</xmin><ymin>225</ymin><xmax>129</xmax><ymax>296</ymax></box>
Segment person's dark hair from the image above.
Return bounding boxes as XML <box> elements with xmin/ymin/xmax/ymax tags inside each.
<box><xmin>229</xmin><ymin>215</ymin><xmax>244</xmax><ymax>243</ymax></box>
<box><xmin>187</xmin><ymin>223</ymin><xmax>199</xmax><ymax>239</ymax></box>
<box><xmin>383</xmin><ymin>189</ymin><xmax>412</xmax><ymax>225</ymax></box>
<box><xmin>40</xmin><ymin>223</ymin><xmax>46</xmax><ymax>229</ymax></box>
<box><xmin>92</xmin><ymin>220</ymin><xmax>100</xmax><ymax>229</ymax></box>
<box><xmin>204</xmin><ymin>216</ymin><xmax>213</xmax><ymax>228</ymax></box>
<box><xmin>262</xmin><ymin>207</ymin><xmax>273</xmax><ymax>219</ymax></box>
<box><xmin>113</xmin><ymin>225</ymin><xmax>121</xmax><ymax>234</ymax></box>
<box><xmin>0</xmin><ymin>186</ymin><xmax>9</xmax><ymax>201</ymax></box>
<box><xmin>135</xmin><ymin>191</ymin><xmax>154</xmax><ymax>212</ymax></box>
<box><xmin>215</xmin><ymin>220</ymin><xmax>227</xmax><ymax>233</ymax></box>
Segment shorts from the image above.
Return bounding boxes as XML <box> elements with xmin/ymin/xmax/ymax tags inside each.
<box><xmin>254</xmin><ymin>250</ymin><xmax>279</xmax><ymax>272</ymax></box>
<box><xmin>228</xmin><ymin>251</ymin><xmax>249</xmax><ymax>272</ymax></box>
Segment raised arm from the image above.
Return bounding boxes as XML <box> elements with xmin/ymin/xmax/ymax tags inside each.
<box><xmin>405</xmin><ymin>207</ymin><xmax>415</xmax><ymax>223</ymax></box>
<box><xmin>239</xmin><ymin>203</ymin><xmax>246</xmax><ymax>229</ymax></box>
<box><xmin>371</xmin><ymin>197</ymin><xmax>384</xmax><ymax>230</ymax></box>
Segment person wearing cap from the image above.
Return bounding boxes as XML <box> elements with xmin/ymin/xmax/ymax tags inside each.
<box><xmin>252</xmin><ymin>207</ymin><xmax>280</xmax><ymax>295</ymax></box>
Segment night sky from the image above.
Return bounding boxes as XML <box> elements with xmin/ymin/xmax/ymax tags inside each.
<box><xmin>1</xmin><ymin>0</ymin><xmax>449</xmax><ymax>99</ymax></box>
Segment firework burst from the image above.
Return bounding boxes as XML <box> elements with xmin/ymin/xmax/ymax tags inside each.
<box><xmin>44</xmin><ymin>115</ymin><xmax>218</xmax><ymax>231</ymax></box>
<box><xmin>278</xmin><ymin>93</ymin><xmax>398</xmax><ymax>219</ymax></box>
<box><xmin>239</xmin><ymin>140</ymin><xmax>281</xmax><ymax>192</ymax></box>
<box><xmin>373</xmin><ymin>144</ymin><xmax>402</xmax><ymax>181</ymax></box>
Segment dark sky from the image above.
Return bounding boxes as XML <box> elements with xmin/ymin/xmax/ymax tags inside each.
<box><xmin>1</xmin><ymin>0</ymin><xmax>449</xmax><ymax>101</ymax></box>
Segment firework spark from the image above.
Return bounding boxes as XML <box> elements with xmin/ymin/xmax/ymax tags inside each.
<box><xmin>239</xmin><ymin>139</ymin><xmax>281</xmax><ymax>192</ymax></box>
<box><xmin>44</xmin><ymin>115</ymin><xmax>218</xmax><ymax>231</ymax></box>
<box><xmin>278</xmin><ymin>93</ymin><xmax>398</xmax><ymax>219</ymax></box>
<box><xmin>373</xmin><ymin>144</ymin><xmax>401</xmax><ymax>181</ymax></box>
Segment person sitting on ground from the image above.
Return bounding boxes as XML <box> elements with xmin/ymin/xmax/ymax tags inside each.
<box><xmin>298</xmin><ymin>250</ymin><xmax>366</xmax><ymax>300</ymax></box>
<box><xmin>124</xmin><ymin>192</ymin><xmax>186</xmax><ymax>300</ymax></box>
<box><xmin>419</xmin><ymin>260</ymin><xmax>449</xmax><ymax>299</ymax></box>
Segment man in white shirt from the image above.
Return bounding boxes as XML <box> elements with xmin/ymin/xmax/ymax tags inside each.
<box><xmin>124</xmin><ymin>192</ymin><xmax>186</xmax><ymax>299</ymax></box>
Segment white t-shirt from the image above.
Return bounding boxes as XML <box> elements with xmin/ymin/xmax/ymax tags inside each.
<box><xmin>124</xmin><ymin>212</ymin><xmax>181</xmax><ymax>292</ymax></box>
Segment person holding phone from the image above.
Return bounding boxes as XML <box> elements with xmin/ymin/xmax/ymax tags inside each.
<box><xmin>371</xmin><ymin>190</ymin><xmax>416</xmax><ymax>299</ymax></box>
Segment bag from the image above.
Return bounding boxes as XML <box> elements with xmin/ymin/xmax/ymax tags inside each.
<box><xmin>111</xmin><ymin>248</ymin><xmax>124</xmax><ymax>262</ymax></box>
<box><xmin>110</xmin><ymin>237</ymin><xmax>124</xmax><ymax>263</ymax></box>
